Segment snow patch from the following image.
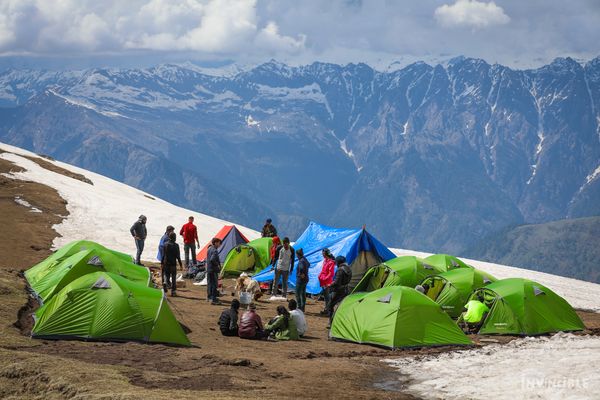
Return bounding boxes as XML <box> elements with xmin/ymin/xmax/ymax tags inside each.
<box><xmin>401</xmin><ymin>121</ymin><xmax>409</xmax><ymax>135</ymax></box>
<box><xmin>14</xmin><ymin>196</ymin><xmax>42</xmax><ymax>213</ymax></box>
<box><xmin>384</xmin><ymin>333</ymin><xmax>600</xmax><ymax>400</ymax></box>
<box><xmin>0</xmin><ymin>143</ymin><xmax>259</xmax><ymax>261</ymax></box>
<box><xmin>245</xmin><ymin>115</ymin><xmax>260</xmax><ymax>127</ymax></box>
<box><xmin>48</xmin><ymin>89</ymin><xmax>130</xmax><ymax>119</ymax></box>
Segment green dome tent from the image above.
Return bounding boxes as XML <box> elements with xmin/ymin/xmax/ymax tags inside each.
<box><xmin>26</xmin><ymin>248</ymin><xmax>151</xmax><ymax>303</ymax></box>
<box><xmin>352</xmin><ymin>256</ymin><xmax>445</xmax><ymax>293</ymax></box>
<box><xmin>29</xmin><ymin>240</ymin><xmax>132</xmax><ymax>272</ymax></box>
<box><xmin>331</xmin><ymin>286</ymin><xmax>472</xmax><ymax>349</ymax></box>
<box><xmin>32</xmin><ymin>272</ymin><xmax>190</xmax><ymax>346</ymax></box>
<box><xmin>425</xmin><ymin>254</ymin><xmax>472</xmax><ymax>270</ymax></box>
<box><xmin>464</xmin><ymin>278</ymin><xmax>585</xmax><ymax>335</ymax></box>
<box><xmin>421</xmin><ymin>268</ymin><xmax>497</xmax><ymax>318</ymax></box>
<box><xmin>220</xmin><ymin>237</ymin><xmax>273</xmax><ymax>277</ymax></box>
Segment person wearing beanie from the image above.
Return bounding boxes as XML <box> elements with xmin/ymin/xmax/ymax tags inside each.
<box><xmin>161</xmin><ymin>231</ymin><xmax>182</xmax><ymax>297</ymax></box>
<box><xmin>130</xmin><ymin>214</ymin><xmax>147</xmax><ymax>265</ymax></box>
<box><xmin>261</xmin><ymin>218</ymin><xmax>278</xmax><ymax>238</ymax></box>
<box><xmin>158</xmin><ymin>225</ymin><xmax>175</xmax><ymax>288</ymax></box>
<box><xmin>327</xmin><ymin>255</ymin><xmax>352</xmax><ymax>327</ymax></box>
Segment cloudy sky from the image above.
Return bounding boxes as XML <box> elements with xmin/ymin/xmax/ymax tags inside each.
<box><xmin>1</xmin><ymin>0</ymin><xmax>599</xmax><ymax>70</ymax></box>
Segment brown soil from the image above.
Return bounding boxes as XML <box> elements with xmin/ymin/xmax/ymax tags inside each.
<box><xmin>0</xmin><ymin>151</ymin><xmax>598</xmax><ymax>400</ymax></box>
<box><xmin>21</xmin><ymin>154</ymin><xmax>94</xmax><ymax>185</ymax></box>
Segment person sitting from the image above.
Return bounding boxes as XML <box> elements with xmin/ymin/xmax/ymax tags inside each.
<box><xmin>218</xmin><ymin>299</ymin><xmax>240</xmax><ymax>337</ymax></box>
<box><xmin>459</xmin><ymin>295</ymin><xmax>490</xmax><ymax>333</ymax></box>
<box><xmin>235</xmin><ymin>272</ymin><xmax>262</xmax><ymax>301</ymax></box>
<box><xmin>238</xmin><ymin>303</ymin><xmax>267</xmax><ymax>340</ymax></box>
<box><xmin>288</xmin><ymin>299</ymin><xmax>307</xmax><ymax>337</ymax></box>
<box><xmin>265</xmin><ymin>305</ymin><xmax>299</xmax><ymax>341</ymax></box>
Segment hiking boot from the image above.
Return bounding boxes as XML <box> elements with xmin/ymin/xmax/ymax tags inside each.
<box><xmin>171</xmin><ymin>291</ymin><xmax>177</xmax><ymax>297</ymax></box>
<box><xmin>211</xmin><ymin>300</ymin><xmax>222</xmax><ymax>306</ymax></box>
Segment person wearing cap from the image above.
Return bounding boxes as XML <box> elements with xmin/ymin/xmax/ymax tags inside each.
<box><xmin>161</xmin><ymin>232</ymin><xmax>183</xmax><ymax>297</ymax></box>
<box><xmin>238</xmin><ymin>303</ymin><xmax>267</xmax><ymax>340</ymax></box>
<box><xmin>327</xmin><ymin>255</ymin><xmax>352</xmax><ymax>326</ymax></box>
<box><xmin>206</xmin><ymin>237</ymin><xmax>223</xmax><ymax>305</ymax></box>
<box><xmin>218</xmin><ymin>299</ymin><xmax>240</xmax><ymax>337</ymax></box>
<box><xmin>318</xmin><ymin>248</ymin><xmax>336</xmax><ymax>315</ymax></box>
<box><xmin>130</xmin><ymin>215</ymin><xmax>147</xmax><ymax>265</ymax></box>
<box><xmin>295</xmin><ymin>248</ymin><xmax>310</xmax><ymax>312</ymax></box>
<box><xmin>261</xmin><ymin>218</ymin><xmax>278</xmax><ymax>238</ymax></box>
<box><xmin>179</xmin><ymin>216</ymin><xmax>200</xmax><ymax>268</ymax></box>
<box><xmin>270</xmin><ymin>237</ymin><xmax>295</xmax><ymax>297</ymax></box>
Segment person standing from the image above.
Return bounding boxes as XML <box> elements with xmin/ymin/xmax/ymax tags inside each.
<box><xmin>157</xmin><ymin>225</ymin><xmax>175</xmax><ymax>262</ymax></box>
<box><xmin>327</xmin><ymin>256</ymin><xmax>352</xmax><ymax>327</ymax></box>
<box><xmin>261</xmin><ymin>218</ymin><xmax>278</xmax><ymax>238</ymax></box>
<box><xmin>269</xmin><ymin>236</ymin><xmax>281</xmax><ymax>266</ymax></box>
<box><xmin>161</xmin><ymin>232</ymin><xmax>183</xmax><ymax>297</ymax></box>
<box><xmin>180</xmin><ymin>216</ymin><xmax>200</xmax><ymax>268</ymax></box>
<box><xmin>130</xmin><ymin>215</ymin><xmax>147</xmax><ymax>265</ymax></box>
<box><xmin>318</xmin><ymin>248</ymin><xmax>335</xmax><ymax>315</ymax></box>
<box><xmin>218</xmin><ymin>299</ymin><xmax>240</xmax><ymax>336</ymax></box>
<box><xmin>206</xmin><ymin>237</ymin><xmax>222</xmax><ymax>305</ymax></box>
<box><xmin>295</xmin><ymin>248</ymin><xmax>310</xmax><ymax>312</ymax></box>
<box><xmin>270</xmin><ymin>237</ymin><xmax>295</xmax><ymax>297</ymax></box>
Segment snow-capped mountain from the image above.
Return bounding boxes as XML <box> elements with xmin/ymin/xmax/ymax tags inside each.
<box><xmin>0</xmin><ymin>57</ymin><xmax>598</xmax><ymax>258</ymax></box>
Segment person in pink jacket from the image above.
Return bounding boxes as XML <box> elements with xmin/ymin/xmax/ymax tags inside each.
<box><xmin>318</xmin><ymin>248</ymin><xmax>336</xmax><ymax>315</ymax></box>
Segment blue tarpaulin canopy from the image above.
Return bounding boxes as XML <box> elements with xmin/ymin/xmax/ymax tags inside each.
<box><xmin>252</xmin><ymin>221</ymin><xmax>396</xmax><ymax>294</ymax></box>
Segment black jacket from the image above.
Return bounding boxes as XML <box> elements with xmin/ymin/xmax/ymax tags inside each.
<box><xmin>272</xmin><ymin>244</ymin><xmax>295</xmax><ymax>273</ymax></box>
<box><xmin>130</xmin><ymin>220</ymin><xmax>147</xmax><ymax>239</ymax></box>
<box><xmin>218</xmin><ymin>308</ymin><xmax>239</xmax><ymax>336</ymax></box>
<box><xmin>162</xmin><ymin>241</ymin><xmax>182</xmax><ymax>267</ymax></box>
<box><xmin>296</xmin><ymin>256</ymin><xmax>310</xmax><ymax>284</ymax></box>
<box><xmin>261</xmin><ymin>223</ymin><xmax>278</xmax><ymax>238</ymax></box>
<box><xmin>331</xmin><ymin>263</ymin><xmax>352</xmax><ymax>291</ymax></box>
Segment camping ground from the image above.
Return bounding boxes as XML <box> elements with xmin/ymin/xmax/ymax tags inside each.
<box><xmin>1</xmin><ymin>145</ymin><xmax>599</xmax><ymax>399</ymax></box>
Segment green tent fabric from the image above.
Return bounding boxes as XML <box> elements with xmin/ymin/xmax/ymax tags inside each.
<box><xmin>32</xmin><ymin>272</ymin><xmax>190</xmax><ymax>346</ymax></box>
<box><xmin>352</xmin><ymin>256</ymin><xmax>446</xmax><ymax>293</ymax></box>
<box><xmin>221</xmin><ymin>237</ymin><xmax>273</xmax><ymax>277</ymax></box>
<box><xmin>331</xmin><ymin>286</ymin><xmax>473</xmax><ymax>348</ymax></box>
<box><xmin>421</xmin><ymin>268</ymin><xmax>497</xmax><ymax>318</ymax></box>
<box><xmin>29</xmin><ymin>241</ymin><xmax>132</xmax><ymax>271</ymax></box>
<box><xmin>464</xmin><ymin>278</ymin><xmax>585</xmax><ymax>335</ymax></box>
<box><xmin>425</xmin><ymin>254</ymin><xmax>472</xmax><ymax>270</ymax></box>
<box><xmin>26</xmin><ymin>248</ymin><xmax>151</xmax><ymax>303</ymax></box>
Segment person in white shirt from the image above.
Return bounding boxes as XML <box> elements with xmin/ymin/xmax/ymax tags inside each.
<box><xmin>288</xmin><ymin>299</ymin><xmax>307</xmax><ymax>337</ymax></box>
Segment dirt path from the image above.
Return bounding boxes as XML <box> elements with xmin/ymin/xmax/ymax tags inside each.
<box><xmin>0</xmin><ymin>152</ymin><xmax>598</xmax><ymax>400</ymax></box>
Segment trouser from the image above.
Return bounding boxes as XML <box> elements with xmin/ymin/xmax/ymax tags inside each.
<box><xmin>184</xmin><ymin>243</ymin><xmax>197</xmax><ymax>267</ymax></box>
<box><xmin>207</xmin><ymin>271</ymin><xmax>219</xmax><ymax>302</ymax></box>
<box><xmin>295</xmin><ymin>282</ymin><xmax>307</xmax><ymax>311</ymax></box>
<box><xmin>322</xmin><ymin>286</ymin><xmax>331</xmax><ymax>311</ymax></box>
<box><xmin>163</xmin><ymin>264</ymin><xmax>177</xmax><ymax>295</ymax></box>
<box><xmin>328</xmin><ymin>287</ymin><xmax>348</xmax><ymax>324</ymax></box>
<box><xmin>272</xmin><ymin>269</ymin><xmax>289</xmax><ymax>296</ymax></box>
<box><xmin>161</xmin><ymin>264</ymin><xmax>172</xmax><ymax>289</ymax></box>
<box><xmin>134</xmin><ymin>238</ymin><xmax>145</xmax><ymax>264</ymax></box>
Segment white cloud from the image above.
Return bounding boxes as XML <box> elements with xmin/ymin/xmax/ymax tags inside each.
<box><xmin>0</xmin><ymin>0</ymin><xmax>306</xmax><ymax>56</ymax></box>
<box><xmin>434</xmin><ymin>0</ymin><xmax>510</xmax><ymax>30</ymax></box>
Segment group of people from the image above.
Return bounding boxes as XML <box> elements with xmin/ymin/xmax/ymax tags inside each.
<box><xmin>131</xmin><ymin>215</ymin><xmax>355</xmax><ymax>325</ymax></box>
<box><xmin>218</xmin><ymin>298</ymin><xmax>307</xmax><ymax>341</ymax></box>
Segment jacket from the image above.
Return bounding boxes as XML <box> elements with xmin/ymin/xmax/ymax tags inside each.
<box><xmin>179</xmin><ymin>222</ymin><xmax>198</xmax><ymax>244</ymax></box>
<box><xmin>218</xmin><ymin>308</ymin><xmax>239</xmax><ymax>335</ymax></box>
<box><xmin>161</xmin><ymin>240</ymin><xmax>182</xmax><ymax>267</ymax></box>
<box><xmin>269</xmin><ymin>237</ymin><xmax>281</xmax><ymax>262</ymax></box>
<box><xmin>265</xmin><ymin>314</ymin><xmax>299</xmax><ymax>341</ymax></box>
<box><xmin>296</xmin><ymin>256</ymin><xmax>310</xmax><ymax>284</ymax></box>
<box><xmin>273</xmin><ymin>244</ymin><xmax>295</xmax><ymax>272</ymax></box>
<box><xmin>206</xmin><ymin>244</ymin><xmax>221</xmax><ymax>273</ymax></box>
<box><xmin>261</xmin><ymin>223</ymin><xmax>278</xmax><ymax>238</ymax></box>
<box><xmin>318</xmin><ymin>258</ymin><xmax>335</xmax><ymax>288</ymax></box>
<box><xmin>330</xmin><ymin>263</ymin><xmax>352</xmax><ymax>292</ymax></box>
<box><xmin>130</xmin><ymin>219</ymin><xmax>147</xmax><ymax>239</ymax></box>
<box><xmin>157</xmin><ymin>233</ymin><xmax>169</xmax><ymax>261</ymax></box>
<box><xmin>238</xmin><ymin>310</ymin><xmax>264</xmax><ymax>338</ymax></box>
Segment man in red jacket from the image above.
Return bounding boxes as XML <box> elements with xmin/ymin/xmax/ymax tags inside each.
<box><xmin>179</xmin><ymin>216</ymin><xmax>200</xmax><ymax>268</ymax></box>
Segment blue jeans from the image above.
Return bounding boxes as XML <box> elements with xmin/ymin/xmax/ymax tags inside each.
<box><xmin>135</xmin><ymin>238</ymin><xmax>145</xmax><ymax>264</ymax></box>
<box><xmin>295</xmin><ymin>282</ymin><xmax>307</xmax><ymax>311</ymax></box>
<box><xmin>207</xmin><ymin>271</ymin><xmax>219</xmax><ymax>302</ymax></box>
